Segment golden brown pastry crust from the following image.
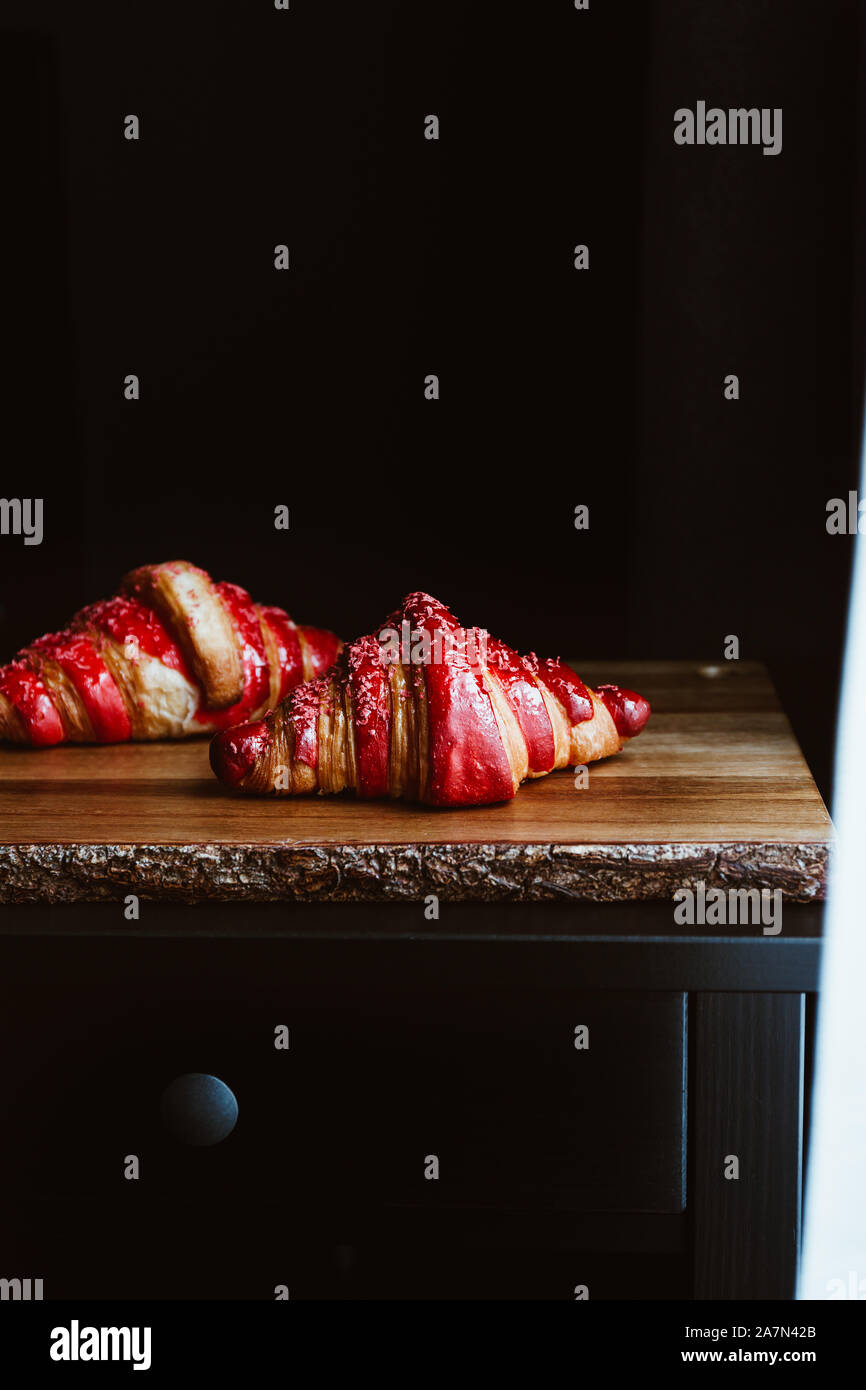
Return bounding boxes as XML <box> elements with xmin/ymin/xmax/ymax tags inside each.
<box><xmin>122</xmin><ymin>562</ymin><xmax>243</xmax><ymax>710</ymax></box>
<box><xmin>0</xmin><ymin>560</ymin><xmax>342</xmax><ymax>746</ymax></box>
<box><xmin>210</xmin><ymin>593</ymin><xmax>650</xmax><ymax>807</ymax></box>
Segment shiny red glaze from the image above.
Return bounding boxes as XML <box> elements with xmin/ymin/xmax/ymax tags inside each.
<box><xmin>394</xmin><ymin>591</ymin><xmax>461</xmax><ymax>639</ymax></box>
<box><xmin>0</xmin><ymin>661</ymin><xmax>65</xmax><ymax>745</ymax></box>
<box><xmin>260</xmin><ymin>606</ymin><xmax>304</xmax><ymax>701</ymax></box>
<box><xmin>288</xmin><ymin>675</ymin><xmax>325</xmax><ymax>768</ymax></box>
<box><xmin>209</xmin><ymin>718</ymin><xmax>271</xmax><ymax>788</ymax></box>
<box><xmin>77</xmin><ymin>596</ymin><xmax>194</xmax><ymax>684</ymax></box>
<box><xmin>413</xmin><ymin>602</ymin><xmax>514</xmax><ymax>806</ymax></box>
<box><xmin>595</xmin><ymin>684</ymin><xmax>651</xmax><ymax>738</ymax></box>
<box><xmin>298</xmin><ymin>625</ymin><xmax>341</xmax><ymax>679</ymax></box>
<box><xmin>486</xmin><ymin>638</ymin><xmax>556</xmax><ymax>774</ymax></box>
<box><xmin>206</xmin><ymin>591</ymin><xmax>650</xmax><ymax>804</ymax></box>
<box><xmin>195</xmin><ymin>583</ymin><xmax>269</xmax><ymax>730</ymax></box>
<box><xmin>535</xmin><ymin>657</ymin><xmax>594</xmax><ymax>724</ymax></box>
<box><xmin>26</xmin><ymin>632</ymin><xmax>131</xmax><ymax>742</ymax></box>
<box><xmin>348</xmin><ymin>634</ymin><xmax>391</xmax><ymax>798</ymax></box>
<box><xmin>3</xmin><ymin>566</ymin><xmax>337</xmax><ymax>749</ymax></box>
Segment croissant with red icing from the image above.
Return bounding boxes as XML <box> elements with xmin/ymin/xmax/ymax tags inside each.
<box><xmin>0</xmin><ymin>560</ymin><xmax>341</xmax><ymax>745</ymax></box>
<box><xmin>210</xmin><ymin>592</ymin><xmax>650</xmax><ymax>807</ymax></box>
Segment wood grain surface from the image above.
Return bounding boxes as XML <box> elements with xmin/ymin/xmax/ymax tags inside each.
<box><xmin>0</xmin><ymin>661</ymin><xmax>831</xmax><ymax>904</ymax></box>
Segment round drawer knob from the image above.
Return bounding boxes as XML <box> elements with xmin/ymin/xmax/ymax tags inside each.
<box><xmin>160</xmin><ymin>1073</ymin><xmax>238</xmax><ymax>1146</ymax></box>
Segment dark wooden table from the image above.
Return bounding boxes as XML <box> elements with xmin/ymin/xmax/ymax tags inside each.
<box><xmin>0</xmin><ymin>661</ymin><xmax>830</xmax><ymax>1300</ymax></box>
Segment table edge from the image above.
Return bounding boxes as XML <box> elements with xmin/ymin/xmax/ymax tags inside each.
<box><xmin>0</xmin><ymin>838</ymin><xmax>830</xmax><ymax>904</ymax></box>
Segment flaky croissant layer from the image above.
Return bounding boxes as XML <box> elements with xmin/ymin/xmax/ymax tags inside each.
<box><xmin>210</xmin><ymin>592</ymin><xmax>650</xmax><ymax>807</ymax></box>
<box><xmin>0</xmin><ymin>560</ymin><xmax>341</xmax><ymax>745</ymax></box>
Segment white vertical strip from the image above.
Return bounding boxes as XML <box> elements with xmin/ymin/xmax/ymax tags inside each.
<box><xmin>798</xmin><ymin>443</ymin><xmax>866</xmax><ymax>1300</ymax></box>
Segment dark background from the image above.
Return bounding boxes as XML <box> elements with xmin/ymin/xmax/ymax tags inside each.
<box><xmin>2</xmin><ymin>0</ymin><xmax>862</xmax><ymax>801</ymax></box>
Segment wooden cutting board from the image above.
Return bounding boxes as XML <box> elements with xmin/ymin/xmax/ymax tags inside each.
<box><xmin>0</xmin><ymin>661</ymin><xmax>831</xmax><ymax>904</ymax></box>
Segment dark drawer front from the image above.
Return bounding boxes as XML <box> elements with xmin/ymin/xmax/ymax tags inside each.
<box><xmin>365</xmin><ymin>990</ymin><xmax>687</xmax><ymax>1213</ymax></box>
<box><xmin>3</xmin><ymin>937</ymin><xmax>687</xmax><ymax>1223</ymax></box>
<box><xmin>5</xmin><ymin>1199</ymin><xmax>688</xmax><ymax>1300</ymax></box>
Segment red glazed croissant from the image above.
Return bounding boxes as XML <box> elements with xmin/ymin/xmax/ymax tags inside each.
<box><xmin>210</xmin><ymin>591</ymin><xmax>650</xmax><ymax>807</ymax></box>
<box><xmin>0</xmin><ymin>560</ymin><xmax>340</xmax><ymax>745</ymax></box>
